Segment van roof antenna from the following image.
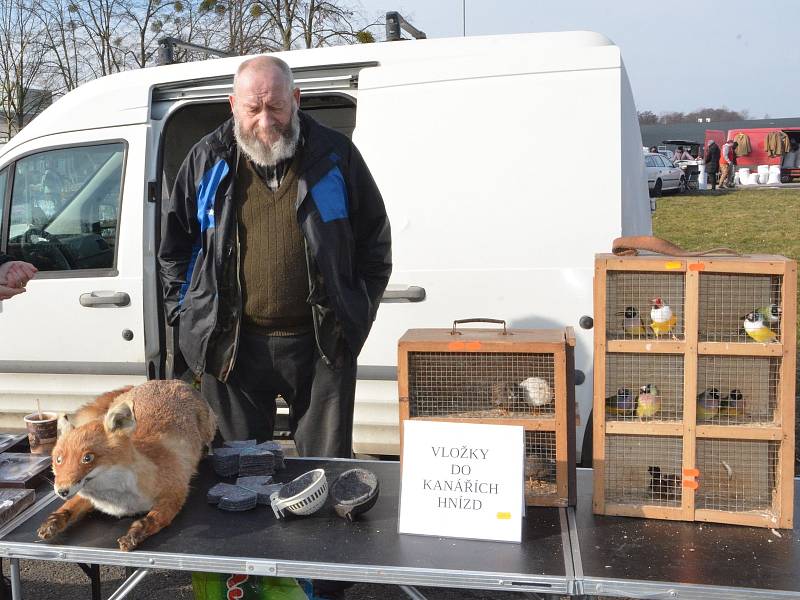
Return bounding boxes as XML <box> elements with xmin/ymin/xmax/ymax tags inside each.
<box><xmin>385</xmin><ymin>12</ymin><xmax>427</xmax><ymax>42</ymax></box>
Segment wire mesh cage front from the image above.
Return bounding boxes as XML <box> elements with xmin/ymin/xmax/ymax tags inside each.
<box><xmin>605</xmin><ymin>353</ymin><xmax>685</xmax><ymax>421</ymax></box>
<box><xmin>697</xmin><ymin>356</ymin><xmax>780</xmax><ymax>425</ymax></box>
<box><xmin>407</xmin><ymin>352</ymin><xmax>556</xmax><ymax>418</ymax></box>
<box><xmin>605</xmin><ymin>435</ymin><xmax>683</xmax><ymax>507</ymax></box>
<box><xmin>525</xmin><ymin>430</ymin><xmax>557</xmax><ymax>501</ymax></box>
<box><xmin>696</xmin><ymin>439</ymin><xmax>780</xmax><ymax>513</ymax></box>
<box><xmin>699</xmin><ymin>273</ymin><xmax>783</xmax><ymax>343</ymax></box>
<box><xmin>606</xmin><ymin>271</ymin><xmax>685</xmax><ymax>340</ymax></box>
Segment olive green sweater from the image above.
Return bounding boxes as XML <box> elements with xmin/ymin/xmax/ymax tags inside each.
<box><xmin>235</xmin><ymin>157</ymin><xmax>312</xmax><ymax>335</ymax></box>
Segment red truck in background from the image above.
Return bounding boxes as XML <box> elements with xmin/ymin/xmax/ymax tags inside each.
<box><xmin>705</xmin><ymin>127</ymin><xmax>800</xmax><ymax>182</ymax></box>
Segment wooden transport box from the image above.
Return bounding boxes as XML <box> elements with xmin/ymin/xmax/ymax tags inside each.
<box><xmin>399</xmin><ymin>319</ymin><xmax>576</xmax><ymax>507</ymax></box>
<box><xmin>593</xmin><ymin>254</ymin><xmax>796</xmax><ymax>528</ymax></box>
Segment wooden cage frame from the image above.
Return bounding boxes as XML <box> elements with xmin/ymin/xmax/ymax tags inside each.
<box><xmin>593</xmin><ymin>254</ymin><xmax>796</xmax><ymax>528</ymax></box>
<box><xmin>398</xmin><ymin>325</ymin><xmax>577</xmax><ymax>507</ymax></box>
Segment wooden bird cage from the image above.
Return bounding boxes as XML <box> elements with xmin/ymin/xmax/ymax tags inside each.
<box><xmin>593</xmin><ymin>254</ymin><xmax>796</xmax><ymax>528</ymax></box>
<box><xmin>398</xmin><ymin>319</ymin><xmax>576</xmax><ymax>507</ymax></box>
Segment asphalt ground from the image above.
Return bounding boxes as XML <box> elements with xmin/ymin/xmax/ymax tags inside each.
<box><xmin>0</xmin><ymin>559</ymin><xmax>563</xmax><ymax>599</ymax></box>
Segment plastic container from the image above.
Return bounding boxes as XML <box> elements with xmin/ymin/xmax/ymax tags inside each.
<box><xmin>270</xmin><ymin>469</ymin><xmax>328</xmax><ymax>518</ymax></box>
<box><xmin>767</xmin><ymin>165</ymin><xmax>781</xmax><ymax>184</ymax></box>
<box><xmin>330</xmin><ymin>468</ymin><xmax>380</xmax><ymax>521</ymax></box>
<box><xmin>737</xmin><ymin>168</ymin><xmax>750</xmax><ymax>185</ymax></box>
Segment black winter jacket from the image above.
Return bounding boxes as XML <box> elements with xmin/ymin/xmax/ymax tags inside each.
<box><xmin>158</xmin><ymin>112</ymin><xmax>391</xmax><ymax>381</ymax></box>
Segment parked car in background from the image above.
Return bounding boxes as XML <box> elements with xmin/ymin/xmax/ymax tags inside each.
<box><xmin>645</xmin><ymin>152</ymin><xmax>686</xmax><ymax>197</ymax></box>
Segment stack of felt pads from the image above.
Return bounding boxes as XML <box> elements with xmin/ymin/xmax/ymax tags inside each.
<box><xmin>208</xmin><ymin>440</ymin><xmax>287</xmax><ymax>512</ymax></box>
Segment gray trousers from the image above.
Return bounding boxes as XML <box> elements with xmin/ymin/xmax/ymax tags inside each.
<box><xmin>202</xmin><ymin>330</ymin><xmax>356</xmax><ymax>458</ymax></box>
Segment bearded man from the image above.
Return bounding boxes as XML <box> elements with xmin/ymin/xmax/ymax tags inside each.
<box><xmin>159</xmin><ymin>55</ymin><xmax>391</xmax><ymax>458</ymax></box>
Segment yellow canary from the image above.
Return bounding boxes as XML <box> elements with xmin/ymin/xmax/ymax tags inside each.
<box><xmin>649</xmin><ymin>297</ymin><xmax>676</xmax><ymax>336</ymax></box>
<box><xmin>743</xmin><ymin>312</ymin><xmax>777</xmax><ymax>343</ymax></box>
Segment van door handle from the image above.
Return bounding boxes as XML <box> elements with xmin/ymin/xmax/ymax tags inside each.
<box><xmin>79</xmin><ymin>291</ymin><xmax>131</xmax><ymax>307</ymax></box>
<box><xmin>381</xmin><ymin>285</ymin><xmax>426</xmax><ymax>303</ymax></box>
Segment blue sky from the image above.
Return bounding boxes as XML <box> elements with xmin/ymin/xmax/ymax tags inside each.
<box><xmin>356</xmin><ymin>0</ymin><xmax>800</xmax><ymax>119</ymax></box>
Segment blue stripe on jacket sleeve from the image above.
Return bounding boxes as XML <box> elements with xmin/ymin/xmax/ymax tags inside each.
<box><xmin>196</xmin><ymin>159</ymin><xmax>229</xmax><ymax>231</ymax></box>
<box><xmin>178</xmin><ymin>245</ymin><xmax>201</xmax><ymax>306</ymax></box>
<box><xmin>311</xmin><ymin>165</ymin><xmax>348</xmax><ymax>223</ymax></box>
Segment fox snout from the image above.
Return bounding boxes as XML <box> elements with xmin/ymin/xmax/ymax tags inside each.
<box><xmin>54</xmin><ymin>482</ymin><xmax>82</xmax><ymax>499</ymax></box>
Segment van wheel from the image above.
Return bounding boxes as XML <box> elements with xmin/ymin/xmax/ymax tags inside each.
<box><xmin>678</xmin><ymin>176</ymin><xmax>687</xmax><ymax>193</ymax></box>
<box><xmin>652</xmin><ymin>179</ymin><xmax>663</xmax><ymax>197</ymax></box>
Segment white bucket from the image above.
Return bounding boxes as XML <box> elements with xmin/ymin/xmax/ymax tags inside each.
<box><xmin>698</xmin><ymin>172</ymin><xmax>707</xmax><ymax>190</ymax></box>
<box><xmin>748</xmin><ymin>173</ymin><xmax>761</xmax><ymax>185</ymax></box>
<box><xmin>767</xmin><ymin>167</ymin><xmax>781</xmax><ymax>184</ymax></box>
<box><xmin>737</xmin><ymin>168</ymin><xmax>750</xmax><ymax>185</ymax></box>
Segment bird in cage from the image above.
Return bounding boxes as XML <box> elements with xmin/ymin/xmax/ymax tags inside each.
<box><xmin>649</xmin><ymin>297</ymin><xmax>677</xmax><ymax>336</ymax></box>
<box><xmin>636</xmin><ymin>383</ymin><xmax>661</xmax><ymax>418</ymax></box>
<box><xmin>490</xmin><ymin>382</ymin><xmax>516</xmax><ymax>414</ymax></box>
<box><xmin>648</xmin><ymin>466</ymin><xmax>679</xmax><ymax>501</ymax></box>
<box><xmin>756</xmin><ymin>303</ymin><xmax>781</xmax><ymax>325</ymax></box>
<box><xmin>696</xmin><ymin>387</ymin><xmax>722</xmax><ymax>420</ymax></box>
<box><xmin>617</xmin><ymin>306</ymin><xmax>648</xmax><ymax>336</ymax></box>
<box><xmin>525</xmin><ymin>454</ymin><xmax>555</xmax><ymax>482</ymax></box>
<box><xmin>719</xmin><ymin>388</ymin><xmax>745</xmax><ymax>418</ymax></box>
<box><xmin>743</xmin><ymin>311</ymin><xmax>778</xmax><ymax>343</ymax></box>
<box><xmin>518</xmin><ymin>376</ymin><xmax>552</xmax><ymax>409</ymax></box>
<box><xmin>605</xmin><ymin>387</ymin><xmax>635</xmax><ymax>416</ymax></box>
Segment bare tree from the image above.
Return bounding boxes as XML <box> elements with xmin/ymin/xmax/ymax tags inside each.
<box><xmin>123</xmin><ymin>0</ymin><xmax>185</xmax><ymax>67</ymax></box>
<box><xmin>0</xmin><ymin>0</ymin><xmax>50</xmax><ymax>139</ymax></box>
<box><xmin>71</xmin><ymin>0</ymin><xmax>128</xmax><ymax>76</ymax></box>
<box><xmin>34</xmin><ymin>0</ymin><xmax>85</xmax><ymax>93</ymax></box>
<box><xmin>256</xmin><ymin>0</ymin><xmax>377</xmax><ymax>50</ymax></box>
<box><xmin>198</xmin><ymin>0</ymin><xmax>272</xmax><ymax>55</ymax></box>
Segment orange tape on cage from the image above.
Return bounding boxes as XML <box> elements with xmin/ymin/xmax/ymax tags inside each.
<box><xmin>688</xmin><ymin>263</ymin><xmax>705</xmax><ymax>271</ymax></box>
<box><xmin>447</xmin><ymin>341</ymin><xmax>482</xmax><ymax>351</ymax></box>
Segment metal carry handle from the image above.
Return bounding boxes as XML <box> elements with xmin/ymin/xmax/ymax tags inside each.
<box><xmin>451</xmin><ymin>318</ymin><xmax>507</xmax><ymax>335</ymax></box>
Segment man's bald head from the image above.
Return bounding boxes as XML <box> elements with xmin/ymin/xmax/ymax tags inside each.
<box><xmin>229</xmin><ymin>55</ymin><xmax>301</xmax><ymax>167</ymax></box>
<box><xmin>233</xmin><ymin>56</ymin><xmax>295</xmax><ymax>97</ymax></box>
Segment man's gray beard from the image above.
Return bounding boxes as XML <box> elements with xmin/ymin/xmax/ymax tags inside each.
<box><xmin>234</xmin><ymin>109</ymin><xmax>300</xmax><ymax>167</ymax></box>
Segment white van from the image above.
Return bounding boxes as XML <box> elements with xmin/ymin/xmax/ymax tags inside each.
<box><xmin>0</xmin><ymin>31</ymin><xmax>650</xmax><ymax>461</ymax></box>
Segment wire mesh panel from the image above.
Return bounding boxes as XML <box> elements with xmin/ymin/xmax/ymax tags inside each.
<box><xmin>697</xmin><ymin>356</ymin><xmax>780</xmax><ymax>424</ymax></box>
<box><xmin>605</xmin><ymin>353</ymin><xmax>684</xmax><ymax>421</ymax></box>
<box><xmin>606</xmin><ymin>272</ymin><xmax>685</xmax><ymax>340</ymax></box>
<box><xmin>407</xmin><ymin>352</ymin><xmax>556</xmax><ymax>418</ymax></box>
<box><xmin>696</xmin><ymin>439</ymin><xmax>780</xmax><ymax>513</ymax></box>
<box><xmin>699</xmin><ymin>274</ymin><xmax>783</xmax><ymax>343</ymax></box>
<box><xmin>525</xmin><ymin>431</ymin><xmax>557</xmax><ymax>502</ymax></box>
<box><xmin>605</xmin><ymin>435</ymin><xmax>683</xmax><ymax>507</ymax></box>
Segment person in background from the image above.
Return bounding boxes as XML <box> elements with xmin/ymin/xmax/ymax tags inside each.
<box><xmin>672</xmin><ymin>146</ymin><xmax>694</xmax><ymax>161</ymax></box>
<box><xmin>0</xmin><ymin>255</ymin><xmax>38</xmax><ymax>301</ymax></box>
<box><xmin>728</xmin><ymin>141</ymin><xmax>738</xmax><ymax>187</ymax></box>
<box><xmin>719</xmin><ymin>139</ymin><xmax>735</xmax><ymax>189</ymax></box>
<box><xmin>705</xmin><ymin>140</ymin><xmax>721</xmax><ymax>191</ymax></box>
<box><xmin>648</xmin><ymin>146</ymin><xmax>658</xmax><ymax>153</ymax></box>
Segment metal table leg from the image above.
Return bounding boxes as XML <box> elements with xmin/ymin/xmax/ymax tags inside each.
<box><xmin>107</xmin><ymin>569</ymin><xmax>150</xmax><ymax>600</ymax></box>
<box><xmin>399</xmin><ymin>586</ymin><xmax>429</xmax><ymax>600</ymax></box>
<box><xmin>9</xmin><ymin>559</ymin><xmax>21</xmax><ymax>600</ymax></box>
<box><xmin>77</xmin><ymin>563</ymin><xmax>101</xmax><ymax>600</ymax></box>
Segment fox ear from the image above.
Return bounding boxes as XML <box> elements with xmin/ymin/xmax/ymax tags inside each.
<box><xmin>57</xmin><ymin>414</ymin><xmax>73</xmax><ymax>438</ymax></box>
<box><xmin>104</xmin><ymin>400</ymin><xmax>136</xmax><ymax>435</ymax></box>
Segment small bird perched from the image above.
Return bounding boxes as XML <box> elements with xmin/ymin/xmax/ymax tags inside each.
<box><xmin>649</xmin><ymin>297</ymin><xmax>677</xmax><ymax>337</ymax></box>
<box><xmin>696</xmin><ymin>387</ymin><xmax>722</xmax><ymax>421</ymax></box>
<box><xmin>490</xmin><ymin>382</ymin><xmax>516</xmax><ymax>414</ymax></box>
<box><xmin>756</xmin><ymin>303</ymin><xmax>782</xmax><ymax>325</ymax></box>
<box><xmin>743</xmin><ymin>311</ymin><xmax>778</xmax><ymax>343</ymax></box>
<box><xmin>719</xmin><ymin>388</ymin><xmax>745</xmax><ymax>418</ymax></box>
<box><xmin>518</xmin><ymin>377</ymin><xmax>552</xmax><ymax>409</ymax></box>
<box><xmin>636</xmin><ymin>383</ymin><xmax>661</xmax><ymax>419</ymax></box>
<box><xmin>648</xmin><ymin>466</ymin><xmax>679</xmax><ymax>501</ymax></box>
<box><xmin>605</xmin><ymin>387</ymin><xmax>635</xmax><ymax>416</ymax></box>
<box><xmin>617</xmin><ymin>306</ymin><xmax>647</xmax><ymax>336</ymax></box>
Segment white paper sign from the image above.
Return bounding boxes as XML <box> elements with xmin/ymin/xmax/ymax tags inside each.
<box><xmin>398</xmin><ymin>420</ymin><xmax>524</xmax><ymax>543</ymax></box>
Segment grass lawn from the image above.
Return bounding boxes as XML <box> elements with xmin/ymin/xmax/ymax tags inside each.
<box><xmin>652</xmin><ymin>187</ymin><xmax>800</xmax><ymax>343</ymax></box>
